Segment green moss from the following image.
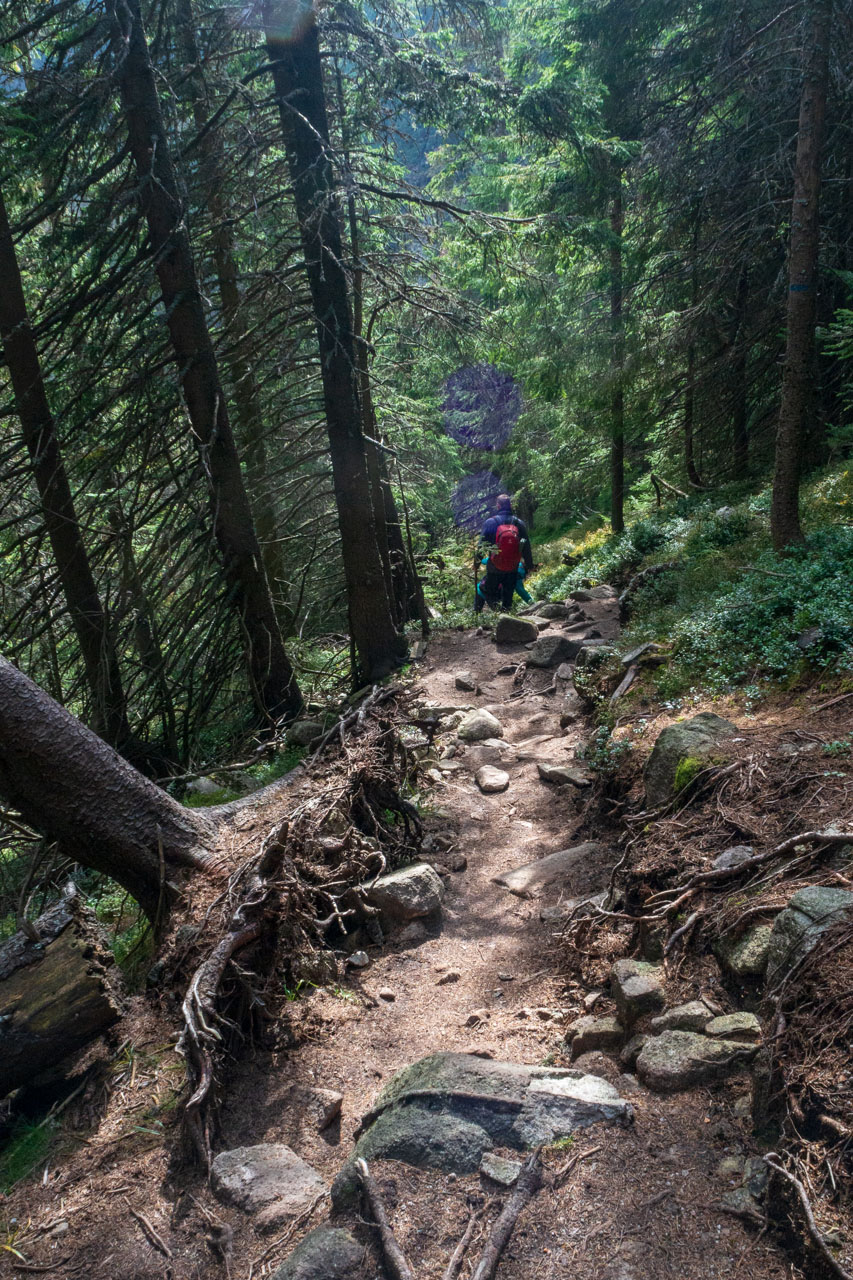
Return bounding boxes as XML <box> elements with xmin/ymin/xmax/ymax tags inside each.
<box><xmin>673</xmin><ymin>756</ymin><xmax>703</xmax><ymax>793</ymax></box>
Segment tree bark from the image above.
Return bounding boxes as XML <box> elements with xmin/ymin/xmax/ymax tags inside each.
<box><xmin>173</xmin><ymin>0</ymin><xmax>287</xmax><ymax>610</ymax></box>
<box><xmin>108</xmin><ymin>0</ymin><xmax>302</xmax><ymax>722</ymax></box>
<box><xmin>0</xmin><ymin>887</ymin><xmax>123</xmax><ymax>1098</ymax></box>
<box><xmin>771</xmin><ymin>0</ymin><xmax>831</xmax><ymax>550</ymax></box>
<box><xmin>263</xmin><ymin>0</ymin><xmax>405</xmax><ymax>683</ymax></box>
<box><xmin>684</xmin><ymin>210</ymin><xmax>703</xmax><ymax>488</ymax></box>
<box><xmin>610</xmin><ymin>175</ymin><xmax>625</xmax><ymax>534</ymax></box>
<box><xmin>0</xmin><ymin>185</ymin><xmax>132</xmax><ymax>749</ymax></box>
<box><xmin>0</xmin><ymin>656</ymin><xmax>210</xmax><ymax>922</ymax></box>
<box><xmin>731</xmin><ymin>264</ymin><xmax>750</xmax><ymax>474</ymax></box>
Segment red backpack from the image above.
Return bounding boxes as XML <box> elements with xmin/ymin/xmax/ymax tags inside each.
<box><xmin>492</xmin><ymin>520</ymin><xmax>521</xmax><ymax>572</ymax></box>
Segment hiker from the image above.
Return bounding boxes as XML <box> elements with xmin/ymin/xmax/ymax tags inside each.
<box><xmin>475</xmin><ymin>494</ymin><xmax>533</xmax><ymax>612</ymax></box>
<box><xmin>476</xmin><ymin>556</ymin><xmax>533</xmax><ymax>609</ymax></box>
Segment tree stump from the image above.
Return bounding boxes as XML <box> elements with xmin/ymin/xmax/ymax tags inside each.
<box><xmin>0</xmin><ymin>886</ymin><xmax>123</xmax><ymax>1098</ymax></box>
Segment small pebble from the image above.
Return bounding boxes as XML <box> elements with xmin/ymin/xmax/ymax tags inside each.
<box><xmin>497</xmin><ymin>972</ymin><xmax>514</xmax><ymax>982</ymax></box>
<box><xmin>347</xmin><ymin>950</ymin><xmax>370</xmax><ymax>968</ymax></box>
<box><xmin>378</xmin><ymin>987</ymin><xmax>396</xmax><ymax>1001</ymax></box>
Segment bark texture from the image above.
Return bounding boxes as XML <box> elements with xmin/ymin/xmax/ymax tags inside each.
<box><xmin>0</xmin><ymin>656</ymin><xmax>209</xmax><ymax>921</ymax></box>
<box><xmin>264</xmin><ymin>0</ymin><xmax>405</xmax><ymax>682</ymax></box>
<box><xmin>0</xmin><ymin>185</ymin><xmax>131</xmax><ymax>749</ymax></box>
<box><xmin>771</xmin><ymin>0</ymin><xmax>831</xmax><ymax>550</ymax></box>
<box><xmin>108</xmin><ymin>0</ymin><xmax>302</xmax><ymax>721</ymax></box>
<box><xmin>0</xmin><ymin>888</ymin><xmax>123</xmax><ymax>1098</ymax></box>
<box><xmin>610</xmin><ymin>177</ymin><xmax>625</xmax><ymax>534</ymax></box>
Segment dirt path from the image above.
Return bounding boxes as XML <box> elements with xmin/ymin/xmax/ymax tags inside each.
<box><xmin>218</xmin><ymin>629</ymin><xmax>794</xmax><ymax>1280</ymax></box>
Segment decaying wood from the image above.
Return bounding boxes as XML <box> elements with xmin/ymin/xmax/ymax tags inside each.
<box><xmin>469</xmin><ymin>1145</ymin><xmax>544</xmax><ymax>1280</ymax></box>
<box><xmin>764</xmin><ymin>1154</ymin><xmax>853</xmax><ymax>1280</ymax></box>
<box><xmin>356</xmin><ymin>1157</ymin><xmax>415</xmax><ymax>1280</ymax></box>
<box><xmin>0</xmin><ymin>884</ymin><xmax>123</xmax><ymax>1098</ymax></box>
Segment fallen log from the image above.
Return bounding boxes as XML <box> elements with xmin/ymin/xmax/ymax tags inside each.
<box><xmin>0</xmin><ymin>884</ymin><xmax>123</xmax><ymax>1097</ymax></box>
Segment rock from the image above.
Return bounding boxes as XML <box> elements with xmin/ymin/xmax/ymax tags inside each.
<box><xmin>458</xmin><ymin>709</ymin><xmax>504</xmax><ymax>742</ymax></box>
<box><xmin>480</xmin><ymin>1152</ymin><xmax>522</xmax><ymax>1185</ymax></box>
<box><xmin>635</xmin><ymin>1031</ymin><xmax>757</xmax><ymax>1092</ymax></box>
<box><xmin>492</xmin><ymin>841</ymin><xmax>612</xmax><ymax>899</ymax></box>
<box><xmin>644</xmin><ymin>713</ymin><xmax>738</xmax><ymax>808</ymax></box>
<box><xmin>583</xmin><ymin>989</ymin><xmax>602</xmax><ymax>1011</ymax></box>
<box><xmin>465</xmin><ymin>1009</ymin><xmax>489</xmax><ymax>1027</ymax></box>
<box><xmin>378</xmin><ymin>988</ymin><xmax>396</xmax><ymax>1002</ymax></box>
<box><xmin>330</xmin><ymin>1051</ymin><xmax>632</xmax><ymax>1209</ymax></box>
<box><xmin>566</xmin><ymin>1016</ymin><xmax>624</xmax><ymax>1057</ymax></box>
<box><xmin>304</xmin><ymin>1088</ymin><xmax>343</xmax><ymax>1131</ymax></box>
<box><xmin>574</xmin><ymin>642</ymin><xmax>616</xmax><ymax>669</ymax></box>
<box><xmin>495</xmin><ymin>615</ymin><xmax>540</xmax><ymax>645</ymax></box>
<box><xmin>398</xmin><ymin>922</ymin><xmax>429</xmax><ymax>944</ymax></box>
<box><xmin>714</xmin><ymin>925</ymin><xmax>773</xmax><ymax>979</ymax></box>
<box><xmin>366</xmin><ymin>863</ymin><xmax>445</xmax><ymax>922</ymax></box>
<box><xmin>536</xmin><ymin>762</ymin><xmax>592</xmax><ymax>787</ymax></box>
<box><xmin>286</xmin><ymin>720</ymin><xmax>325</xmax><ymax>747</ymax></box>
<box><xmin>619</xmin><ymin>1034</ymin><xmax>647</xmax><ymax>1070</ymax></box>
<box><xmin>570</xmin><ymin>586</ymin><xmax>617</xmax><ymax>601</ymax></box>
<box><xmin>744</xmin><ymin>1156</ymin><xmax>769</xmax><ymax>1197</ymax></box>
<box><xmin>465</xmin><ymin>739</ymin><xmax>515</xmax><ymax>770</ymax></box>
<box><xmin>716</xmin><ymin>1156</ymin><xmax>746</xmax><ymax>1182</ymax></box>
<box><xmin>713</xmin><ymin>844</ymin><xmax>754</xmax><ymax>871</ymax></box>
<box><xmin>211</xmin><ymin>1145</ymin><xmax>326</xmax><ymax>1229</ymax></box>
<box><xmin>537</xmin><ymin>603</ymin><xmax>573</xmax><ymax>619</ymax></box>
<box><xmin>556</xmin><ymin>663</ymin><xmax>574</xmax><ymax>680</ymax></box>
<box><xmin>534</xmin><ymin>617</ymin><xmax>551</xmax><ymax>631</ymax></box>
<box><xmin>186</xmin><ymin>775</ymin><xmax>221</xmax><ymax>796</ymax></box>
<box><xmin>526</xmin><ymin>634</ymin><xmax>583</xmax><ymax>668</ymax></box>
<box><xmin>455</xmin><ymin>671</ymin><xmax>477</xmax><ymax>692</ymax></box>
<box><xmin>797</xmin><ymin>626</ymin><xmax>822</xmax><ymax>650</ymax></box>
<box><xmin>270</xmin><ymin>1228</ymin><xmax>362</xmax><ymax>1280</ymax></box>
<box><xmin>437</xmin><ymin>970</ymin><xmax>461</xmax><ymax>985</ymax></box>
<box><xmin>733</xmin><ymin>1093</ymin><xmax>752</xmax><ymax>1119</ymax></box>
<box><xmin>650</xmin><ymin>1002</ymin><xmax>712</xmax><ymax>1034</ymax></box>
<box><xmin>559</xmin><ymin>693</ymin><xmax>585</xmax><ymax>728</ymax></box>
<box><xmin>476</xmin><ymin>765</ymin><xmax>510</xmax><ymax>794</ymax></box>
<box><xmin>766</xmin><ymin>885</ymin><xmax>853</xmax><ymax>988</ymax></box>
<box><xmin>705</xmin><ymin>1012</ymin><xmax>761</xmax><ymax>1042</ymax></box>
<box><xmin>610</xmin><ymin>959</ymin><xmax>665</xmax><ymax>1026</ymax></box>
<box><xmin>347</xmin><ymin>950</ymin><xmax>370</xmax><ymax>968</ymax></box>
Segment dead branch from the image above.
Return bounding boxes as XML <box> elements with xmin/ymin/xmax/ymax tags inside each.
<box><xmin>127</xmin><ymin>1205</ymin><xmax>172</xmax><ymax>1258</ymax></box>
<box><xmin>356</xmin><ymin>1157</ymin><xmax>415</xmax><ymax>1280</ymax></box>
<box><xmin>470</xmin><ymin>1145</ymin><xmax>544</xmax><ymax>1280</ymax></box>
<box><xmin>764</xmin><ymin>1154</ymin><xmax>853</xmax><ymax>1280</ymax></box>
<box><xmin>442</xmin><ymin>1207</ymin><xmax>483</xmax><ymax>1280</ymax></box>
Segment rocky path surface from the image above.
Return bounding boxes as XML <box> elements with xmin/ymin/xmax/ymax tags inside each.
<box><xmin>214</xmin><ymin>605</ymin><xmax>793</xmax><ymax>1280</ymax></box>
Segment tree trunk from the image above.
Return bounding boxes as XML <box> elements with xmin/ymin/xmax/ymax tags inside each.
<box><xmin>173</xmin><ymin>0</ymin><xmax>287</xmax><ymax>610</ymax></box>
<box><xmin>731</xmin><ymin>264</ymin><xmax>750</xmax><ymax>474</ymax></box>
<box><xmin>684</xmin><ymin>210</ymin><xmax>703</xmax><ymax>488</ymax></box>
<box><xmin>0</xmin><ymin>887</ymin><xmax>123</xmax><ymax>1098</ymax></box>
<box><xmin>264</xmin><ymin>0</ymin><xmax>405</xmax><ymax>684</ymax></box>
<box><xmin>0</xmin><ymin>656</ymin><xmax>210</xmax><ymax>922</ymax></box>
<box><xmin>771</xmin><ymin>0</ymin><xmax>831</xmax><ymax>551</ymax></box>
<box><xmin>610</xmin><ymin>175</ymin><xmax>625</xmax><ymax>534</ymax></box>
<box><xmin>108</xmin><ymin>0</ymin><xmax>302</xmax><ymax>722</ymax></box>
<box><xmin>0</xmin><ymin>185</ymin><xmax>132</xmax><ymax>750</ymax></box>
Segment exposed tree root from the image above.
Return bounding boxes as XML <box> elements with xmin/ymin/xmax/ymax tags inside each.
<box><xmin>357</xmin><ymin>1157</ymin><xmax>416</xmax><ymax>1280</ymax></box>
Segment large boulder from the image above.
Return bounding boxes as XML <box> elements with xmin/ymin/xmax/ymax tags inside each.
<box><xmin>492</xmin><ymin>841</ymin><xmax>613</xmax><ymax>900</ymax></box>
<box><xmin>211</xmin><ymin>1144</ymin><xmax>326</xmax><ymax>1230</ymax></box>
<box><xmin>636</xmin><ymin>1030</ymin><xmax>757</xmax><ymax>1092</ymax></box>
<box><xmin>495</xmin><ymin>615</ymin><xmax>540</xmax><ymax>645</ymax></box>
<box><xmin>458</xmin><ymin>708</ymin><xmax>503</xmax><ymax>741</ymax></box>
<box><xmin>271</xmin><ymin>1228</ymin><xmax>363</xmax><ymax>1280</ymax></box>
<box><xmin>766</xmin><ymin>886</ymin><xmax>853</xmax><ymax>989</ymax></box>
<box><xmin>535</xmin><ymin>603</ymin><xmax>573</xmax><ymax>619</ymax></box>
<box><xmin>366</xmin><ymin>863</ymin><xmax>445</xmax><ymax>922</ymax></box>
<box><xmin>643</xmin><ymin>713</ymin><xmax>738</xmax><ymax>808</ymax></box>
<box><xmin>331</xmin><ymin>1052</ymin><xmax>632</xmax><ymax>1209</ymax></box>
<box><xmin>286</xmin><ymin>719</ymin><xmax>325</xmax><ymax>747</ymax></box>
<box><xmin>526</xmin><ymin>634</ymin><xmax>583</xmax><ymax>668</ymax></box>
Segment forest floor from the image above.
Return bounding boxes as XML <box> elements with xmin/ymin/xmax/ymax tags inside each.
<box><xmin>4</xmin><ymin>625</ymin><xmax>845</xmax><ymax>1280</ymax></box>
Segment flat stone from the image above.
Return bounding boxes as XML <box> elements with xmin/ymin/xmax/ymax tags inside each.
<box><xmin>211</xmin><ymin>1144</ymin><xmax>326</xmax><ymax>1228</ymax></box>
<box><xmin>610</xmin><ymin>959</ymin><xmax>665</xmax><ymax>1026</ymax></box>
<box><xmin>476</xmin><ymin>765</ymin><xmax>510</xmax><ymax>794</ymax></box>
<box><xmin>330</xmin><ymin>1052</ymin><xmax>632</xmax><ymax>1209</ymax></box>
<box><xmin>766</xmin><ymin>885</ymin><xmax>853</xmax><ymax>988</ymax></box>
<box><xmin>536</xmin><ymin>762</ymin><xmax>591</xmax><ymax>787</ymax></box>
<box><xmin>465</xmin><ymin>740</ymin><xmax>515</xmax><ymax>770</ymax></box>
<box><xmin>270</xmin><ymin>1228</ymin><xmax>362</xmax><ymax>1280</ymax></box>
<box><xmin>366</xmin><ymin>863</ymin><xmax>445</xmax><ymax>921</ymax></box>
<box><xmin>455</xmin><ymin>671</ymin><xmax>477</xmax><ymax>692</ymax></box>
<box><xmin>285</xmin><ymin>720</ymin><xmax>325</xmax><ymax>747</ymax></box>
<box><xmin>378</xmin><ymin>988</ymin><xmax>396</xmax><ymax>1002</ymax></box>
<box><xmin>636</xmin><ymin>1031</ymin><xmax>757</xmax><ymax>1092</ymax></box>
<box><xmin>492</xmin><ymin>841</ymin><xmax>612</xmax><ymax>900</ymax></box>
<box><xmin>644</xmin><ymin>713</ymin><xmax>738</xmax><ymax>808</ymax></box>
<box><xmin>705</xmin><ymin>1012</ymin><xmax>761</xmax><ymax>1042</ymax></box>
<box><xmin>650</xmin><ymin>1001</ymin><xmax>712</xmax><ymax>1034</ymax></box>
<box><xmin>534</xmin><ymin>617</ymin><xmax>551</xmax><ymax>630</ymax></box>
<box><xmin>458</xmin><ymin>709</ymin><xmax>504</xmax><ymax>742</ymax></box>
<box><xmin>495</xmin><ymin>615</ymin><xmax>540</xmax><ymax>645</ymax></box>
<box><xmin>526</xmin><ymin>634</ymin><xmax>583</xmax><ymax>668</ymax></box>
<box><xmin>537</xmin><ymin>603</ymin><xmax>573</xmax><ymax>619</ymax></box>
<box><xmin>714</xmin><ymin>925</ymin><xmax>773</xmax><ymax>979</ymax></box>
<box><xmin>713</xmin><ymin>845</ymin><xmax>754</xmax><ymax>871</ymax></box>
<box><xmin>566</xmin><ymin>1016</ymin><xmax>624</xmax><ymax>1058</ymax></box>
<box><xmin>479</xmin><ymin>1152</ymin><xmax>522</xmax><ymax>1185</ymax></box>
<box><xmin>570</xmin><ymin>586</ymin><xmax>617</xmax><ymax>601</ymax></box>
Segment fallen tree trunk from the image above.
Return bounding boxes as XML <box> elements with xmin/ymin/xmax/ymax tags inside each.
<box><xmin>0</xmin><ymin>886</ymin><xmax>123</xmax><ymax>1098</ymax></box>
